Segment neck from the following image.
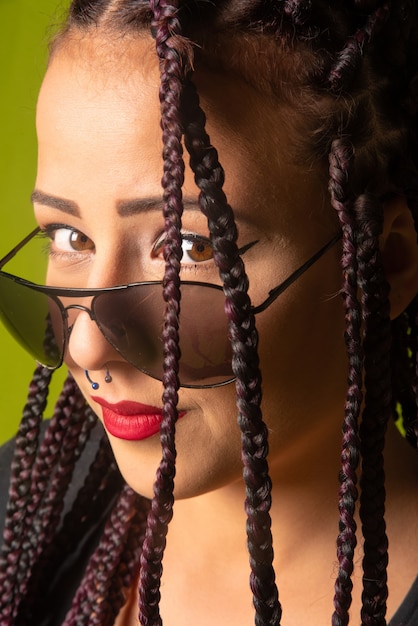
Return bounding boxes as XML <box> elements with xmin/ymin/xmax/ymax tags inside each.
<box><xmin>160</xmin><ymin>418</ymin><xmax>418</xmax><ymax>623</ymax></box>
<box><xmin>115</xmin><ymin>419</ymin><xmax>418</xmax><ymax>626</ymax></box>
<box><xmin>169</xmin><ymin>402</ymin><xmax>344</xmax><ymax>557</ymax></box>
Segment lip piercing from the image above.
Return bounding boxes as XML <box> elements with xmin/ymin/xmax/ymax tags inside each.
<box><xmin>85</xmin><ymin>368</ymin><xmax>112</xmax><ymax>390</ymax></box>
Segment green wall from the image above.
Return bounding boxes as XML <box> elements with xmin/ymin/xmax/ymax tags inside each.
<box><xmin>0</xmin><ymin>1</ymin><xmax>67</xmax><ymax>443</ymax></box>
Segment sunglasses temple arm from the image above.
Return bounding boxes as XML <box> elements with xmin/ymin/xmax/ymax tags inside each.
<box><xmin>0</xmin><ymin>227</ymin><xmax>41</xmax><ymax>269</ymax></box>
<box><xmin>251</xmin><ymin>231</ymin><xmax>342</xmax><ymax>315</ymax></box>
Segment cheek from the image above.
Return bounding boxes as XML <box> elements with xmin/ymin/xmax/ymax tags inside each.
<box><xmin>256</xmin><ymin>284</ymin><xmax>347</xmax><ymax>434</ymax></box>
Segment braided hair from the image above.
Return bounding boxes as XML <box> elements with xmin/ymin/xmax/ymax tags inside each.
<box><xmin>0</xmin><ymin>1</ymin><xmax>417</xmax><ymax>625</ymax></box>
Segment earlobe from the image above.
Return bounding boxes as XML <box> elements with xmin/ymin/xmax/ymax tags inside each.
<box><xmin>380</xmin><ymin>195</ymin><xmax>418</xmax><ymax>319</ymax></box>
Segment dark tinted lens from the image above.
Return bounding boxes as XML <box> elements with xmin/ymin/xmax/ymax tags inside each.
<box><xmin>176</xmin><ymin>284</ymin><xmax>233</xmax><ymax>386</ymax></box>
<box><xmin>94</xmin><ymin>284</ymin><xmax>164</xmax><ymax>374</ymax></box>
<box><xmin>94</xmin><ymin>283</ymin><xmax>233</xmax><ymax>387</ymax></box>
<box><xmin>0</xmin><ymin>273</ymin><xmax>64</xmax><ymax>368</ymax></box>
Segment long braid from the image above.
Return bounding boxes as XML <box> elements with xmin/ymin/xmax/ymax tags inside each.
<box><xmin>44</xmin><ymin>433</ymin><xmax>122</xmax><ymax>567</ymax></box>
<box><xmin>327</xmin><ymin>4</ymin><xmax>417</xmax><ymax>624</ymax></box>
<box><xmin>325</xmin><ymin>4</ymin><xmax>411</xmax><ymax>623</ymax></box>
<box><xmin>0</xmin><ymin>365</ymin><xmax>52</xmax><ymax>624</ymax></box>
<box><xmin>328</xmin><ymin>138</ymin><xmax>362</xmax><ymax>626</ymax></box>
<box><xmin>355</xmin><ymin>194</ymin><xmax>391</xmax><ymax>626</ymax></box>
<box><xmin>29</xmin><ymin>399</ymin><xmax>96</xmax><ymax>547</ymax></box>
<box><xmin>11</xmin><ymin>375</ymin><xmax>89</xmax><ymax>621</ymax></box>
<box><xmin>138</xmin><ymin>2</ymin><xmax>186</xmax><ymax>624</ymax></box>
<box><xmin>180</xmin><ymin>79</ymin><xmax>280</xmax><ymax>626</ymax></box>
<box><xmin>63</xmin><ymin>485</ymin><xmax>147</xmax><ymax>626</ymax></box>
<box><xmin>0</xmin><ymin>363</ymin><xmax>142</xmax><ymax>626</ymax></box>
<box><xmin>23</xmin><ymin>375</ymin><xmax>90</xmax><ymax>547</ymax></box>
<box><xmin>22</xmin><ymin>432</ymin><xmax>125</xmax><ymax>624</ymax></box>
<box><xmin>15</xmin><ymin>407</ymin><xmax>99</xmax><ymax>621</ymax></box>
<box><xmin>0</xmin><ymin>372</ymin><xmax>105</xmax><ymax>624</ymax></box>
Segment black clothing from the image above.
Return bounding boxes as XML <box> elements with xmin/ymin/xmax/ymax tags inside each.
<box><xmin>390</xmin><ymin>577</ymin><xmax>418</xmax><ymax>626</ymax></box>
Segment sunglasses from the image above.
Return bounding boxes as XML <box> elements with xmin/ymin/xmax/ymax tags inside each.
<box><xmin>0</xmin><ymin>228</ymin><xmax>341</xmax><ymax>388</ymax></box>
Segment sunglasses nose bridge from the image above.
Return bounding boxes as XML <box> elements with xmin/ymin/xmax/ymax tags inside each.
<box><xmin>64</xmin><ymin>302</ymin><xmax>95</xmax><ymax>320</ymax></box>
<box><xmin>62</xmin><ymin>300</ymin><xmax>119</xmax><ymax>371</ymax></box>
<box><xmin>63</xmin><ymin>302</ymin><xmax>98</xmax><ymax>337</ymax></box>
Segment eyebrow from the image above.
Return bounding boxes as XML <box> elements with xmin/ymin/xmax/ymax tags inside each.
<box><xmin>31</xmin><ymin>190</ymin><xmax>80</xmax><ymax>216</ymax></box>
<box><xmin>31</xmin><ymin>189</ymin><xmax>200</xmax><ymax>217</ymax></box>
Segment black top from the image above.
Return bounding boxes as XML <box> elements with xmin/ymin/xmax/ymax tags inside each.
<box><xmin>0</xmin><ymin>428</ymin><xmax>417</xmax><ymax>625</ymax></box>
<box><xmin>390</xmin><ymin>577</ymin><xmax>418</xmax><ymax>626</ymax></box>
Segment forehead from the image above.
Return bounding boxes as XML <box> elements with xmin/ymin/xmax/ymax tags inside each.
<box><xmin>39</xmin><ymin>32</ymin><xmax>304</xmax><ymax>153</ymax></box>
<box><xmin>36</xmin><ymin>34</ymin><xmax>331</xmax><ymax>235</ymax></box>
<box><xmin>38</xmin><ymin>36</ymin><xmax>158</xmax><ymax>135</ymax></box>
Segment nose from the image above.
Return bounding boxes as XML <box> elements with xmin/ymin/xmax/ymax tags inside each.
<box><xmin>65</xmin><ymin>305</ymin><xmax>121</xmax><ymax>373</ymax></box>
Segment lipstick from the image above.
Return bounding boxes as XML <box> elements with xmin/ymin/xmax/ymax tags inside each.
<box><xmin>92</xmin><ymin>397</ymin><xmax>185</xmax><ymax>441</ymax></box>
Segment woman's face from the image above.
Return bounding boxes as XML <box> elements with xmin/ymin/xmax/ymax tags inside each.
<box><xmin>34</xmin><ymin>36</ymin><xmax>346</xmax><ymax>498</ymax></box>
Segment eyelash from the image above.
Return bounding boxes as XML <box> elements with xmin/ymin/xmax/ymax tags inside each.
<box><xmin>151</xmin><ymin>232</ymin><xmax>215</xmax><ymax>272</ymax></box>
<box><xmin>38</xmin><ymin>224</ymin><xmax>94</xmax><ymax>259</ymax></box>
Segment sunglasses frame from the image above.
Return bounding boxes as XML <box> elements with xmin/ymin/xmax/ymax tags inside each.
<box><xmin>0</xmin><ymin>227</ymin><xmax>342</xmax><ymax>387</ymax></box>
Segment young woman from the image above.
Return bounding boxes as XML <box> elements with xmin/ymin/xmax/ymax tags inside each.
<box><xmin>0</xmin><ymin>1</ymin><xmax>417</xmax><ymax>624</ymax></box>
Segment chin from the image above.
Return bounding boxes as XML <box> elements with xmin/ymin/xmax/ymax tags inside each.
<box><xmin>110</xmin><ymin>441</ymin><xmax>242</xmax><ymax>502</ymax></box>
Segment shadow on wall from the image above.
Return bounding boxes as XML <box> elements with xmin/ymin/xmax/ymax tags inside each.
<box><xmin>0</xmin><ymin>0</ymin><xmax>67</xmax><ymax>443</ymax></box>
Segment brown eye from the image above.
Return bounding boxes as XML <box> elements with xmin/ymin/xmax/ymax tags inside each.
<box><xmin>69</xmin><ymin>230</ymin><xmax>94</xmax><ymax>251</ymax></box>
<box><xmin>151</xmin><ymin>233</ymin><xmax>214</xmax><ymax>265</ymax></box>
<box><xmin>182</xmin><ymin>236</ymin><xmax>213</xmax><ymax>263</ymax></box>
<box><xmin>53</xmin><ymin>228</ymin><xmax>94</xmax><ymax>252</ymax></box>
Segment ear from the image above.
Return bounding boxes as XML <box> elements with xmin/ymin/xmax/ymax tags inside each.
<box><xmin>380</xmin><ymin>195</ymin><xmax>418</xmax><ymax>320</ymax></box>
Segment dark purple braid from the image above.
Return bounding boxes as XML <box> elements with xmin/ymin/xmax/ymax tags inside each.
<box><xmin>0</xmin><ymin>373</ymin><xmax>99</xmax><ymax>623</ymax></box>
<box><xmin>23</xmin><ymin>374</ymin><xmax>91</xmax><ymax>546</ymax></box>
<box><xmin>0</xmin><ymin>361</ymin><xmax>142</xmax><ymax>626</ymax></box>
<box><xmin>355</xmin><ymin>194</ymin><xmax>391</xmax><ymax>626</ymax></box>
<box><xmin>15</xmin><ymin>395</ymin><xmax>98</xmax><ymax>619</ymax></box>
<box><xmin>328</xmin><ymin>138</ymin><xmax>362</xmax><ymax>626</ymax></box>
<box><xmin>138</xmin><ymin>2</ymin><xmax>186</xmax><ymax>624</ymax></box>
<box><xmin>63</xmin><ymin>484</ymin><xmax>147</xmax><ymax>626</ymax></box>
<box><xmin>23</xmin><ymin>431</ymin><xmax>126</xmax><ymax>623</ymax></box>
<box><xmin>180</xmin><ymin>79</ymin><xmax>280</xmax><ymax>626</ymax></box>
<box><xmin>0</xmin><ymin>365</ymin><xmax>52</xmax><ymax>624</ymax></box>
<box><xmin>326</xmin><ymin>3</ymin><xmax>390</xmax><ymax>92</ymax></box>
<box><xmin>44</xmin><ymin>433</ymin><xmax>122</xmax><ymax>565</ymax></box>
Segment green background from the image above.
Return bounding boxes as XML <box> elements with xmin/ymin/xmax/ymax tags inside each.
<box><xmin>0</xmin><ymin>0</ymin><xmax>67</xmax><ymax>443</ymax></box>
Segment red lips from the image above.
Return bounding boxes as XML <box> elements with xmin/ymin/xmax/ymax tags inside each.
<box><xmin>92</xmin><ymin>397</ymin><xmax>185</xmax><ymax>441</ymax></box>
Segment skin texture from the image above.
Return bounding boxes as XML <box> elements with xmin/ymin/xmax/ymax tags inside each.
<box><xmin>33</xmin><ymin>36</ymin><xmax>418</xmax><ymax>625</ymax></box>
